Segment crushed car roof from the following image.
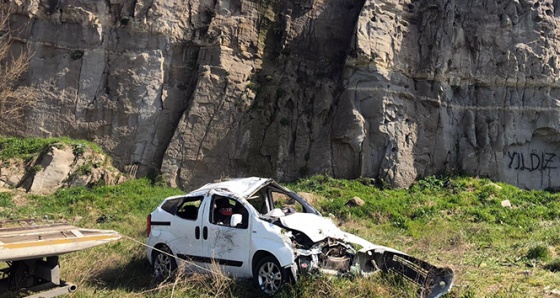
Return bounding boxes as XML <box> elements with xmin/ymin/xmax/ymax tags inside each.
<box><xmin>193</xmin><ymin>177</ymin><xmax>272</xmax><ymax>198</ymax></box>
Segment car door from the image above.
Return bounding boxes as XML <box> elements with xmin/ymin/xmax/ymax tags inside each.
<box><xmin>200</xmin><ymin>194</ymin><xmax>252</xmax><ymax>277</ymax></box>
<box><xmin>166</xmin><ymin>196</ymin><xmax>206</xmax><ymax>268</ymax></box>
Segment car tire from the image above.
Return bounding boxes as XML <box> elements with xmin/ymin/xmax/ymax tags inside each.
<box><xmin>152</xmin><ymin>245</ymin><xmax>178</xmax><ymax>282</ymax></box>
<box><xmin>254</xmin><ymin>255</ymin><xmax>287</xmax><ymax>295</ymax></box>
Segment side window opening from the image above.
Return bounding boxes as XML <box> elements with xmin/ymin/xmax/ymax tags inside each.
<box><xmin>210</xmin><ymin>195</ymin><xmax>249</xmax><ymax>229</ymax></box>
<box><xmin>161</xmin><ymin>198</ymin><xmax>181</xmax><ymax>214</ymax></box>
<box><xmin>176</xmin><ymin>196</ymin><xmax>203</xmax><ymax>220</ymax></box>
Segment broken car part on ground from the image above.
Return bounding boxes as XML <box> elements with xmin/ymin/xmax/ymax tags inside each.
<box><xmin>146</xmin><ymin>177</ymin><xmax>454</xmax><ymax>297</ymax></box>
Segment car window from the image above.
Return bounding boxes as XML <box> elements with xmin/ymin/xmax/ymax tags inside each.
<box><xmin>210</xmin><ymin>195</ymin><xmax>248</xmax><ymax>229</ymax></box>
<box><xmin>271</xmin><ymin>191</ymin><xmax>304</xmax><ymax>213</ymax></box>
<box><xmin>161</xmin><ymin>198</ymin><xmax>181</xmax><ymax>214</ymax></box>
<box><xmin>176</xmin><ymin>196</ymin><xmax>203</xmax><ymax>220</ymax></box>
<box><xmin>247</xmin><ymin>191</ymin><xmax>269</xmax><ymax>214</ymax></box>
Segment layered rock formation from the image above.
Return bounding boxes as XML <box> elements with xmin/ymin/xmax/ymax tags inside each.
<box><xmin>4</xmin><ymin>0</ymin><xmax>560</xmax><ymax>190</ymax></box>
<box><xmin>348</xmin><ymin>0</ymin><xmax>560</xmax><ymax>189</ymax></box>
<box><xmin>0</xmin><ymin>143</ymin><xmax>126</xmax><ymax>194</ymax></box>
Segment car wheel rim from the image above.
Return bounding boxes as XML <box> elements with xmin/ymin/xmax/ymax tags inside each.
<box><xmin>155</xmin><ymin>253</ymin><xmax>171</xmax><ymax>277</ymax></box>
<box><xmin>258</xmin><ymin>261</ymin><xmax>282</xmax><ymax>294</ymax></box>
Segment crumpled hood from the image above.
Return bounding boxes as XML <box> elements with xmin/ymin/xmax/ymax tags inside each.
<box><xmin>279</xmin><ymin>213</ymin><xmax>405</xmax><ymax>255</ymax></box>
<box><xmin>279</xmin><ymin>213</ymin><xmax>345</xmax><ymax>242</ymax></box>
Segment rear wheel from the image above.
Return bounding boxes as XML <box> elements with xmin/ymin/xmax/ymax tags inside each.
<box><xmin>254</xmin><ymin>256</ymin><xmax>287</xmax><ymax>295</ymax></box>
<box><xmin>152</xmin><ymin>245</ymin><xmax>177</xmax><ymax>281</ymax></box>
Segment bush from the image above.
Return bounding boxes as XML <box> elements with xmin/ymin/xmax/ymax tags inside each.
<box><xmin>526</xmin><ymin>245</ymin><xmax>550</xmax><ymax>260</ymax></box>
<box><xmin>246</xmin><ymin>82</ymin><xmax>257</xmax><ymax>90</ymax></box>
<box><xmin>544</xmin><ymin>258</ymin><xmax>560</xmax><ymax>272</ymax></box>
<box><xmin>70</xmin><ymin>50</ymin><xmax>84</xmax><ymax>60</ymax></box>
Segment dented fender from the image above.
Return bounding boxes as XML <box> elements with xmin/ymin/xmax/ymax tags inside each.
<box><xmin>250</xmin><ymin>219</ymin><xmax>295</xmax><ymax>268</ymax></box>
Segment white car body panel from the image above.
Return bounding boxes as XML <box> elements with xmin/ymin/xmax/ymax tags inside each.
<box><xmin>195</xmin><ymin>177</ymin><xmax>271</xmax><ymax>199</ymax></box>
<box><xmin>249</xmin><ymin>219</ymin><xmax>294</xmax><ymax>268</ymax></box>
<box><xmin>279</xmin><ymin>212</ymin><xmax>405</xmax><ymax>255</ymax></box>
<box><xmin>279</xmin><ymin>213</ymin><xmax>348</xmax><ymax>243</ymax></box>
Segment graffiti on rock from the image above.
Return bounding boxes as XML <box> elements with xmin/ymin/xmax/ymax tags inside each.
<box><xmin>507</xmin><ymin>151</ymin><xmax>557</xmax><ymax>172</ymax></box>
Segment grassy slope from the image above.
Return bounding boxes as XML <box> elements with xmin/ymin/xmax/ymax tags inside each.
<box><xmin>290</xmin><ymin>176</ymin><xmax>560</xmax><ymax>297</ymax></box>
<box><xmin>0</xmin><ymin>137</ymin><xmax>102</xmax><ymax>161</ymax></box>
<box><xmin>3</xmin><ymin>173</ymin><xmax>560</xmax><ymax>297</ymax></box>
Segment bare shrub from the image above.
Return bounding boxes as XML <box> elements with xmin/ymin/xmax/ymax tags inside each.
<box><xmin>206</xmin><ymin>259</ymin><xmax>233</xmax><ymax>297</ymax></box>
<box><xmin>178</xmin><ymin>259</ymin><xmax>233</xmax><ymax>297</ymax></box>
<box><xmin>0</xmin><ymin>7</ymin><xmax>35</xmax><ymax>135</ymax></box>
<box><xmin>143</xmin><ymin>256</ymin><xmax>234</xmax><ymax>297</ymax></box>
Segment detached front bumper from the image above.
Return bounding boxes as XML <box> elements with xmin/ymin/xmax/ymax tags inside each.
<box><xmin>366</xmin><ymin>249</ymin><xmax>454</xmax><ymax>298</ymax></box>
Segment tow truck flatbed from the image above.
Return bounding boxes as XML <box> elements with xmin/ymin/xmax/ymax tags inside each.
<box><xmin>0</xmin><ymin>219</ymin><xmax>120</xmax><ymax>297</ymax></box>
<box><xmin>0</xmin><ymin>221</ymin><xmax>121</xmax><ymax>262</ymax></box>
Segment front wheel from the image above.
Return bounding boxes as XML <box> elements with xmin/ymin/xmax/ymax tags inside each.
<box><xmin>152</xmin><ymin>245</ymin><xmax>177</xmax><ymax>282</ymax></box>
<box><xmin>254</xmin><ymin>256</ymin><xmax>287</xmax><ymax>295</ymax></box>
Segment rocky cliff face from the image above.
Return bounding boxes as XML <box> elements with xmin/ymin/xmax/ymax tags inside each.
<box><xmin>0</xmin><ymin>143</ymin><xmax>126</xmax><ymax>194</ymax></box>
<box><xmin>4</xmin><ymin>0</ymin><xmax>560</xmax><ymax>190</ymax></box>
<box><xmin>348</xmin><ymin>0</ymin><xmax>560</xmax><ymax>189</ymax></box>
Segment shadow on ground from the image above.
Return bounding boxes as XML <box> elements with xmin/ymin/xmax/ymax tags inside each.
<box><xmin>88</xmin><ymin>255</ymin><xmax>155</xmax><ymax>293</ymax></box>
<box><xmin>88</xmin><ymin>255</ymin><xmax>262</xmax><ymax>296</ymax></box>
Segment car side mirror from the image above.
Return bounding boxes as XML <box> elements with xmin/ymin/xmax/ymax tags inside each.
<box><xmin>230</xmin><ymin>214</ymin><xmax>242</xmax><ymax>227</ymax></box>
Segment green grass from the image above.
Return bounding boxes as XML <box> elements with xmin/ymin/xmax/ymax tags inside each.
<box><xmin>0</xmin><ymin>192</ymin><xmax>12</xmax><ymax>206</ymax></box>
<box><xmin>0</xmin><ymin>192</ymin><xmax>14</xmax><ymax>217</ymax></box>
<box><xmin>287</xmin><ymin>175</ymin><xmax>560</xmax><ymax>297</ymax></box>
<box><xmin>13</xmin><ymin>178</ymin><xmax>183</xmax><ymax>233</ymax></box>
<box><xmin>289</xmin><ymin>174</ymin><xmax>560</xmax><ymax>231</ymax></box>
<box><xmin>544</xmin><ymin>258</ymin><xmax>560</xmax><ymax>272</ymax></box>
<box><xmin>527</xmin><ymin>245</ymin><xmax>550</xmax><ymax>261</ymax></box>
<box><xmin>3</xmin><ymin>174</ymin><xmax>560</xmax><ymax>297</ymax></box>
<box><xmin>0</xmin><ymin>137</ymin><xmax>102</xmax><ymax>160</ymax></box>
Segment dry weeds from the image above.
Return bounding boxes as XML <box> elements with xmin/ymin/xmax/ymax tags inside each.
<box><xmin>0</xmin><ymin>7</ymin><xmax>36</xmax><ymax>135</ymax></box>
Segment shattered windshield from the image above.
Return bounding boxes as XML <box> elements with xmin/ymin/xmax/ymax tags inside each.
<box><xmin>247</xmin><ymin>191</ymin><xmax>268</xmax><ymax>214</ymax></box>
<box><xmin>271</xmin><ymin>191</ymin><xmax>304</xmax><ymax>213</ymax></box>
<box><xmin>246</xmin><ymin>185</ymin><xmax>318</xmax><ymax>217</ymax></box>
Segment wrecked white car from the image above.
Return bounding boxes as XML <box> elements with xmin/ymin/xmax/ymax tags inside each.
<box><xmin>146</xmin><ymin>177</ymin><xmax>454</xmax><ymax>297</ymax></box>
